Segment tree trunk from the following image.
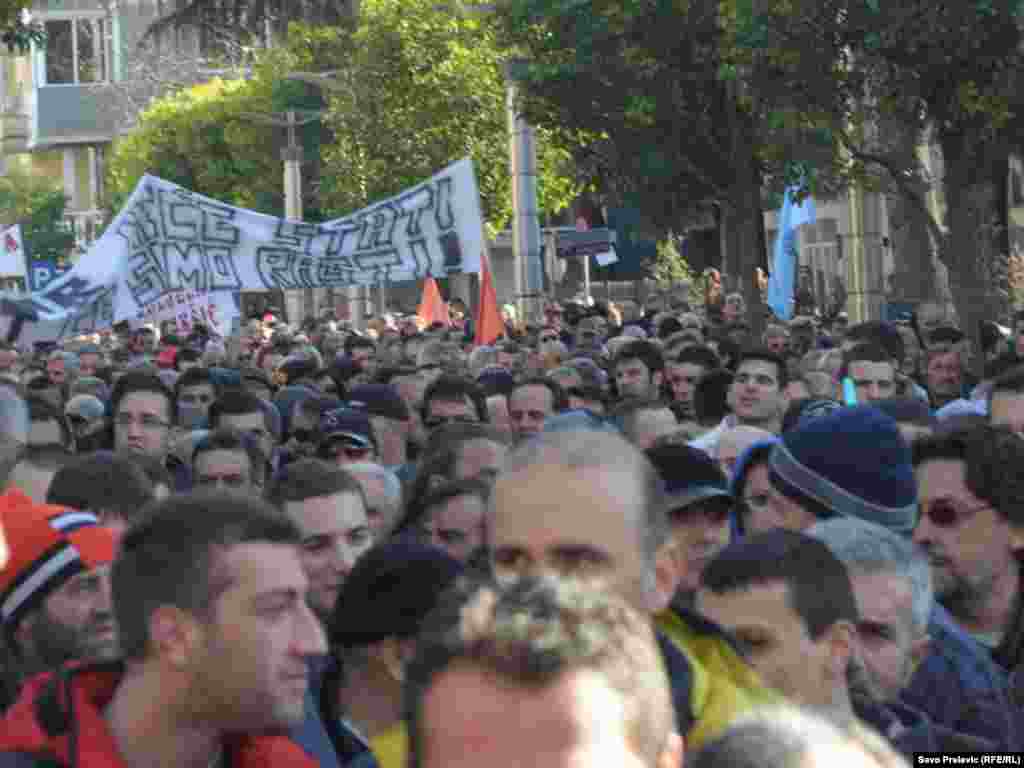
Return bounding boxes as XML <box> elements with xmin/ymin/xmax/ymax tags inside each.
<box><xmin>941</xmin><ymin>135</ymin><xmax>1008</xmax><ymax>379</ymax></box>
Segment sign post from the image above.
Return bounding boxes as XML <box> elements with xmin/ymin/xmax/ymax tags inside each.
<box><xmin>553</xmin><ymin>228</ymin><xmax>618</xmax><ymax>300</ymax></box>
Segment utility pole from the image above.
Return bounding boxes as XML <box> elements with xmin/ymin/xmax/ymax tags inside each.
<box><xmin>240</xmin><ymin>108</ymin><xmax>323</xmax><ymax>324</ymax></box>
<box><xmin>283</xmin><ymin>71</ymin><xmax>369</xmax><ymax>330</ymax></box>
<box><xmin>506</xmin><ymin>58</ymin><xmax>544</xmax><ymax>326</ymax></box>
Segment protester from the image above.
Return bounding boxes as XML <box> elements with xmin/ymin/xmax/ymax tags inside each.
<box><xmin>0</xmin><ymin>490</ymin><xmax>329</xmax><ymax>767</ymax></box>
<box><xmin>267</xmin><ymin>459</ymin><xmax>374</xmax><ymax>624</ymax></box>
<box><xmin>699</xmin><ymin>530</ymin><xmax>996</xmax><ymax>756</ymax></box>
<box><xmin>45</xmin><ymin>451</ymin><xmax>155</xmax><ymax>535</ymax></box>
<box><xmin>404</xmin><ymin>574</ymin><xmax>683</xmax><ymax>768</ymax></box>
<box><xmin>0</xmin><ymin>500</ymin><xmax>117</xmax><ymax>709</ymax></box>
<box><xmin>324</xmin><ymin>541</ymin><xmax>464</xmax><ymax>768</ymax></box>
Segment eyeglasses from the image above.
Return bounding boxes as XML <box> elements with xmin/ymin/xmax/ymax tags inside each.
<box><xmin>920</xmin><ymin>499</ymin><xmax>992</xmax><ymax>528</ymax></box>
<box><xmin>114</xmin><ymin>413</ymin><xmax>169</xmax><ymax>431</ymax></box>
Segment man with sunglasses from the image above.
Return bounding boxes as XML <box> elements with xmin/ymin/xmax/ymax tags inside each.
<box><xmin>317</xmin><ymin>407</ymin><xmax>378</xmax><ymax>467</ymax></box>
<box><xmin>912</xmin><ymin>426</ymin><xmax>1024</xmax><ymax>668</ymax></box>
<box><xmin>755</xmin><ymin>407</ymin><xmax>1011</xmax><ymax>737</ymax></box>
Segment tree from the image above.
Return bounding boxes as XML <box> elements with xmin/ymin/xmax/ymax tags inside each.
<box><xmin>107</xmin><ymin>4</ymin><xmax>578</xmax><ymax>233</ymax></box>
<box><xmin>273</xmin><ymin>3</ymin><xmax>577</xmax><ymax>234</ymax></box>
<box><xmin>491</xmin><ymin>0</ymin><xmax>805</xmax><ymax>334</ymax></box>
<box><xmin>1</xmin><ymin>1</ymin><xmax>41</xmax><ymax>53</ymax></box>
<box><xmin>106</xmin><ymin>77</ymin><xmax>284</xmax><ymax>213</ymax></box>
<box><xmin>143</xmin><ymin>0</ymin><xmax>359</xmax><ymax>54</ymax></box>
<box><xmin>0</xmin><ymin>168</ymin><xmax>75</xmax><ymax>267</ymax></box>
<box><xmin>746</xmin><ymin>0</ymin><xmax>1024</xmax><ymax>370</ymax></box>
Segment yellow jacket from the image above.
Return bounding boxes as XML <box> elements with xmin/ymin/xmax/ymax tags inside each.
<box><xmin>656</xmin><ymin>606</ymin><xmax>782</xmax><ymax>749</ymax></box>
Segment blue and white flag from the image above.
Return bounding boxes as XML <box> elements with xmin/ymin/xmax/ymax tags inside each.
<box><xmin>767</xmin><ymin>187</ymin><xmax>816</xmax><ymax>321</ymax></box>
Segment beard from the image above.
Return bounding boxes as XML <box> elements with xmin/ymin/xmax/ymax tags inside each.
<box><xmin>27</xmin><ymin>606</ymin><xmax>119</xmax><ymax>669</ymax></box>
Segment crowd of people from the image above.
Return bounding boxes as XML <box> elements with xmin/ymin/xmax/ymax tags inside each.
<box><xmin>0</xmin><ymin>286</ymin><xmax>1021</xmax><ymax>767</ymax></box>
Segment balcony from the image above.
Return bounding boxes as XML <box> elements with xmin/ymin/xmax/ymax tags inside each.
<box><xmin>30</xmin><ymin>83</ymin><xmax>118</xmax><ymax>148</ymax></box>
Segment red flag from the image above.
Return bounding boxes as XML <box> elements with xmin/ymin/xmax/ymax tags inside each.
<box><xmin>475</xmin><ymin>250</ymin><xmax>505</xmax><ymax>346</ymax></box>
<box><xmin>417</xmin><ymin>277</ymin><xmax>450</xmax><ymax>328</ymax></box>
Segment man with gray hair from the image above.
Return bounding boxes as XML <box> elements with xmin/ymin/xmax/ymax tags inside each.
<box><xmin>807</xmin><ymin>518</ymin><xmax>933</xmax><ymax>703</ymax></box>
<box><xmin>489</xmin><ymin>427</ymin><xmax>776</xmax><ymax>750</ymax></box>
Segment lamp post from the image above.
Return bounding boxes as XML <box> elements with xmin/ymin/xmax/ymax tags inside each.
<box><xmin>283</xmin><ymin>70</ymin><xmax>372</xmax><ymax>328</ymax></box>
<box><xmin>240</xmin><ymin>108</ymin><xmax>324</xmax><ymax>322</ymax></box>
<box><xmin>505</xmin><ymin>58</ymin><xmax>544</xmax><ymax>326</ymax></box>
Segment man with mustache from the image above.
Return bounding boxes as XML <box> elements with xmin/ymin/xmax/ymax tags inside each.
<box><xmin>0</xmin><ymin>496</ymin><xmax>117</xmax><ymax>708</ymax></box>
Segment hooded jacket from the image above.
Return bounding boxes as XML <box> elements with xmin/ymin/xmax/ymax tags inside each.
<box><xmin>0</xmin><ymin>664</ymin><xmax>321</xmax><ymax>768</ymax></box>
<box><xmin>656</xmin><ymin>604</ymin><xmax>781</xmax><ymax>750</ymax></box>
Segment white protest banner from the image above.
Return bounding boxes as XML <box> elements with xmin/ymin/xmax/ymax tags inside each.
<box><xmin>0</xmin><ymin>225</ymin><xmax>26</xmax><ymax>279</ymax></box>
<box><xmin>136</xmin><ymin>289</ymin><xmax>239</xmax><ymax>337</ymax></box>
<box><xmin>0</xmin><ymin>158</ymin><xmax>485</xmax><ymax>345</ymax></box>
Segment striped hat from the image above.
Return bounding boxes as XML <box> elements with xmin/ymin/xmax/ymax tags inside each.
<box><xmin>0</xmin><ymin>490</ymin><xmax>117</xmax><ymax>631</ymax></box>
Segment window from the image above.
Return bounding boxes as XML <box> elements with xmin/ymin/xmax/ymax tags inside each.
<box><xmin>44</xmin><ymin>17</ymin><xmax>108</xmax><ymax>85</ymax></box>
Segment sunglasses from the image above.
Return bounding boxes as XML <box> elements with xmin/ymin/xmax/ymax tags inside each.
<box><xmin>291</xmin><ymin>427</ymin><xmax>317</xmax><ymax>443</ymax></box>
<box><xmin>539</xmin><ymin>334</ymin><xmax>558</xmax><ymax>343</ymax></box>
<box><xmin>920</xmin><ymin>499</ymin><xmax>991</xmax><ymax>528</ymax></box>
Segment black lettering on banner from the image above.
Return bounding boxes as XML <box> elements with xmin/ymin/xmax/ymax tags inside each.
<box><xmin>162</xmin><ymin>190</ymin><xmax>201</xmax><ymax>241</ymax></box>
<box><xmin>317</xmin><ymin>257</ymin><xmax>355</xmax><ymax>287</ymax></box>
<box><xmin>395</xmin><ymin>186</ymin><xmax>435</xmax><ymax>238</ymax></box>
<box><xmin>439</xmin><ymin>231</ymin><xmax>464</xmax><ymax>273</ymax></box>
<box><xmin>41</xmin><ymin>275</ymin><xmax>109</xmax><ymax>313</ymax></box>
<box><xmin>357</xmin><ymin>205</ymin><xmax>399</xmax><ymax>251</ymax></box>
<box><xmin>255</xmin><ymin>248</ymin><xmax>298</xmax><ymax>289</ymax></box>
<box><xmin>326</xmin><ymin>219</ymin><xmax>361</xmax><ymax>256</ymax></box>
<box><xmin>126</xmin><ymin>246</ymin><xmax>169</xmax><ymax>306</ymax></box>
<box><xmin>273</xmin><ymin>220</ymin><xmax>323</xmax><ymax>253</ymax></box>
<box><xmin>353</xmin><ymin>249</ymin><xmax>402</xmax><ymax>273</ymax></box>
<box><xmin>406</xmin><ymin>239</ymin><xmax>431</xmax><ymax>279</ymax></box>
<box><xmin>115</xmin><ymin>183</ymin><xmax>162</xmax><ymax>250</ymax></box>
<box><xmin>434</xmin><ymin>176</ymin><xmax>456</xmax><ymax>231</ymax></box>
<box><xmin>295</xmin><ymin>254</ymin><xmax>317</xmax><ymax>288</ymax></box>
<box><xmin>160</xmin><ymin>242</ymin><xmax>207</xmax><ymax>292</ymax></box>
<box><xmin>197</xmin><ymin>198</ymin><xmax>241</xmax><ymax>246</ymax></box>
<box><xmin>206</xmin><ymin>246</ymin><xmax>242</xmax><ymax>291</ymax></box>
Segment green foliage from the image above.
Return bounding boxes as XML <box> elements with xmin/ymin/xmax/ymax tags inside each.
<box><xmin>0</xmin><ymin>1</ymin><xmax>41</xmax><ymax>53</ymax></box>
<box><xmin>0</xmin><ymin>169</ymin><xmax>75</xmax><ymax>264</ymax></box>
<box><xmin>106</xmin><ymin>77</ymin><xmax>282</xmax><ymax>213</ymax></box>
<box><xmin>107</xmin><ymin>3</ymin><xmax>577</xmax><ymax>232</ymax></box>
<box><xmin>652</xmin><ymin>237</ymin><xmax>693</xmax><ymax>287</ymax></box>
<box><xmin>275</xmin><ymin>4</ymin><xmax>577</xmax><ymax>233</ymax></box>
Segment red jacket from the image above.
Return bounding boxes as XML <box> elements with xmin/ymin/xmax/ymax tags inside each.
<box><xmin>0</xmin><ymin>664</ymin><xmax>320</xmax><ymax>768</ymax></box>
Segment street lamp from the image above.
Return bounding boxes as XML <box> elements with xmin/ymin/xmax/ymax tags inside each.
<box><xmin>284</xmin><ymin>70</ymin><xmax>381</xmax><ymax>325</ymax></box>
<box><xmin>239</xmin><ymin>107</ymin><xmax>324</xmax><ymax>323</ymax></box>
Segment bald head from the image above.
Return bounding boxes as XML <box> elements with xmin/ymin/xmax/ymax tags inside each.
<box><xmin>716</xmin><ymin>425</ymin><xmax>773</xmax><ymax>478</ymax></box>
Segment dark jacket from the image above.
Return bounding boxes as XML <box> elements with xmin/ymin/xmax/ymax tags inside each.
<box><xmin>854</xmin><ymin>694</ymin><xmax>996</xmax><ymax>758</ymax></box>
<box><xmin>904</xmin><ymin>603</ymin><xmax>1012</xmax><ymax>742</ymax></box>
<box><xmin>0</xmin><ymin>663</ymin><xmax>322</xmax><ymax>768</ymax></box>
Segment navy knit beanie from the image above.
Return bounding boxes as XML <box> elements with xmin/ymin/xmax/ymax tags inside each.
<box><xmin>768</xmin><ymin>405</ymin><xmax>917</xmax><ymax>534</ymax></box>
